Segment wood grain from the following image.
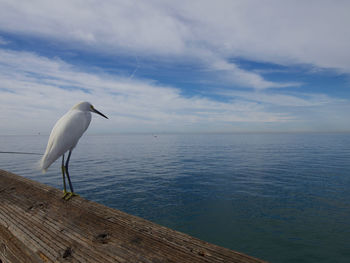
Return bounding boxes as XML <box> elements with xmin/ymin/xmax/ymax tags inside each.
<box><xmin>0</xmin><ymin>169</ymin><xmax>267</xmax><ymax>263</ymax></box>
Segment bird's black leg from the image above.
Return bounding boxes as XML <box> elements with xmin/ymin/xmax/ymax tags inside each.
<box><xmin>64</xmin><ymin>150</ymin><xmax>78</xmax><ymax>200</ymax></box>
<box><xmin>61</xmin><ymin>154</ymin><xmax>68</xmax><ymax>198</ymax></box>
<box><xmin>65</xmin><ymin>150</ymin><xmax>74</xmax><ymax>193</ymax></box>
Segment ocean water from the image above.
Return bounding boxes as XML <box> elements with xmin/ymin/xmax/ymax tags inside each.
<box><xmin>1</xmin><ymin>133</ymin><xmax>350</xmax><ymax>262</ymax></box>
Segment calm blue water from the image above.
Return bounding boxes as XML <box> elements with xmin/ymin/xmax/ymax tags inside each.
<box><xmin>1</xmin><ymin>133</ymin><xmax>350</xmax><ymax>262</ymax></box>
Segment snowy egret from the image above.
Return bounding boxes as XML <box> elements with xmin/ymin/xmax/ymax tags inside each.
<box><xmin>39</xmin><ymin>101</ymin><xmax>108</xmax><ymax>200</ymax></box>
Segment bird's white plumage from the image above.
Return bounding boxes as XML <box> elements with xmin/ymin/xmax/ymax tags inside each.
<box><xmin>39</xmin><ymin>102</ymin><xmax>95</xmax><ymax>172</ymax></box>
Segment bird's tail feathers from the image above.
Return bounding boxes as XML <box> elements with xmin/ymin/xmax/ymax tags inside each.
<box><xmin>37</xmin><ymin>155</ymin><xmax>50</xmax><ymax>173</ymax></box>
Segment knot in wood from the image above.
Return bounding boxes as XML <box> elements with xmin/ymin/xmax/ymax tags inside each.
<box><xmin>95</xmin><ymin>233</ymin><xmax>110</xmax><ymax>244</ymax></box>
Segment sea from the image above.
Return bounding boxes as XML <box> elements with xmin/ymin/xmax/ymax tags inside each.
<box><xmin>1</xmin><ymin>133</ymin><xmax>350</xmax><ymax>263</ymax></box>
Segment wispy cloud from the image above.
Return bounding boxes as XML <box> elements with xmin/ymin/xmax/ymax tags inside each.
<box><xmin>1</xmin><ymin>1</ymin><xmax>349</xmax><ymax>87</ymax></box>
<box><xmin>0</xmin><ymin>48</ymin><xmax>294</xmax><ymax>134</ymax></box>
<box><xmin>221</xmin><ymin>90</ymin><xmax>341</xmax><ymax>107</ymax></box>
<box><xmin>208</xmin><ymin>57</ymin><xmax>300</xmax><ymax>89</ymax></box>
<box><xmin>0</xmin><ymin>1</ymin><xmax>349</xmax><ymax>133</ymax></box>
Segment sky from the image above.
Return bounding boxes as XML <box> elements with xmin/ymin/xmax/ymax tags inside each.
<box><xmin>0</xmin><ymin>0</ymin><xmax>350</xmax><ymax>134</ymax></box>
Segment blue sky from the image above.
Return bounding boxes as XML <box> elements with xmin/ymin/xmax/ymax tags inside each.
<box><xmin>0</xmin><ymin>0</ymin><xmax>350</xmax><ymax>134</ymax></box>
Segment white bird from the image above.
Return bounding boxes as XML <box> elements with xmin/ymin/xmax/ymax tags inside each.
<box><xmin>39</xmin><ymin>101</ymin><xmax>108</xmax><ymax>200</ymax></box>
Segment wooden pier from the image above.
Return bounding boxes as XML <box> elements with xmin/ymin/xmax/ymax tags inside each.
<box><xmin>0</xmin><ymin>170</ymin><xmax>266</xmax><ymax>263</ymax></box>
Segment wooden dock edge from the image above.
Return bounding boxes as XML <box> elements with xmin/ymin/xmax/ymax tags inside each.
<box><xmin>0</xmin><ymin>169</ymin><xmax>267</xmax><ymax>263</ymax></box>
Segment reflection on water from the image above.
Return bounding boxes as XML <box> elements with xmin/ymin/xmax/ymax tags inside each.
<box><xmin>1</xmin><ymin>133</ymin><xmax>350</xmax><ymax>262</ymax></box>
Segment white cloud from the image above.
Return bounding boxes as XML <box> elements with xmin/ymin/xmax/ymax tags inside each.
<box><xmin>215</xmin><ymin>89</ymin><xmax>350</xmax><ymax>132</ymax></box>
<box><xmin>221</xmin><ymin>90</ymin><xmax>340</xmax><ymax>107</ymax></box>
<box><xmin>0</xmin><ymin>1</ymin><xmax>349</xmax><ymax>133</ymax></box>
<box><xmin>209</xmin><ymin>58</ymin><xmax>300</xmax><ymax>89</ymax></box>
<box><xmin>176</xmin><ymin>0</ymin><xmax>350</xmax><ymax>71</ymax></box>
<box><xmin>0</xmin><ymin>48</ymin><xmax>294</xmax><ymax>134</ymax></box>
<box><xmin>1</xmin><ymin>0</ymin><xmax>348</xmax><ymax>88</ymax></box>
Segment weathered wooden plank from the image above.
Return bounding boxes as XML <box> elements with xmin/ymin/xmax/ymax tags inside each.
<box><xmin>0</xmin><ymin>169</ymin><xmax>267</xmax><ymax>263</ymax></box>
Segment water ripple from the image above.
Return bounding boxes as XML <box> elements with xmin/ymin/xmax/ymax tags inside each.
<box><xmin>1</xmin><ymin>133</ymin><xmax>350</xmax><ymax>262</ymax></box>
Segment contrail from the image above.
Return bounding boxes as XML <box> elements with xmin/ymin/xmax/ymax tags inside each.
<box><xmin>128</xmin><ymin>55</ymin><xmax>140</xmax><ymax>80</ymax></box>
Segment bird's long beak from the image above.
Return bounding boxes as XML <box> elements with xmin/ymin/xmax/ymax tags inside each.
<box><xmin>91</xmin><ymin>106</ymin><xmax>108</xmax><ymax>119</ymax></box>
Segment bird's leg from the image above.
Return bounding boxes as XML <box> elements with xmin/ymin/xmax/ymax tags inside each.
<box><xmin>61</xmin><ymin>154</ymin><xmax>69</xmax><ymax>199</ymax></box>
<box><xmin>64</xmin><ymin>150</ymin><xmax>79</xmax><ymax>200</ymax></box>
<box><xmin>65</xmin><ymin>150</ymin><xmax>74</xmax><ymax>192</ymax></box>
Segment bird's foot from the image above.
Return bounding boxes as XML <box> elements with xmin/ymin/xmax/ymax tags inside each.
<box><xmin>62</xmin><ymin>190</ymin><xmax>68</xmax><ymax>199</ymax></box>
<box><xmin>62</xmin><ymin>191</ymin><xmax>79</xmax><ymax>201</ymax></box>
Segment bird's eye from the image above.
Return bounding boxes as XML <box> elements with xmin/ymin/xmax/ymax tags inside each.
<box><xmin>90</xmin><ymin>105</ymin><xmax>94</xmax><ymax>109</ymax></box>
